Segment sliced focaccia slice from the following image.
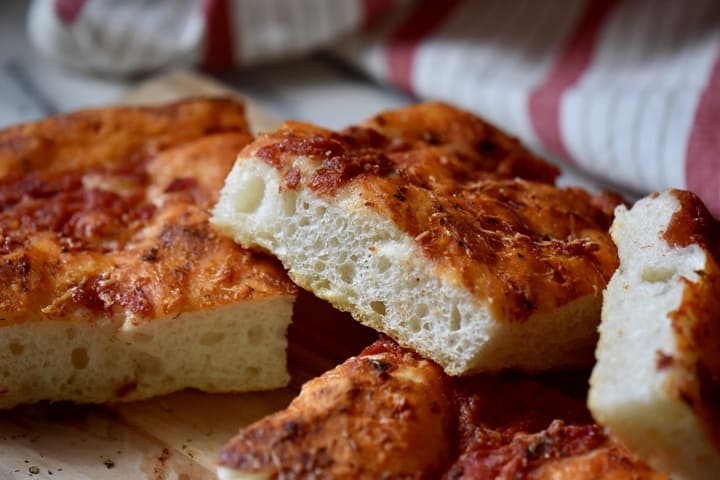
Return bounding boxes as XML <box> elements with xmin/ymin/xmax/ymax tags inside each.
<box><xmin>589</xmin><ymin>189</ymin><xmax>720</xmax><ymax>479</ymax></box>
<box><xmin>0</xmin><ymin>98</ymin><xmax>297</xmax><ymax>408</ymax></box>
<box><xmin>218</xmin><ymin>337</ymin><xmax>663</xmax><ymax>479</ymax></box>
<box><xmin>212</xmin><ymin>102</ymin><xmax>621</xmax><ymax>375</ymax></box>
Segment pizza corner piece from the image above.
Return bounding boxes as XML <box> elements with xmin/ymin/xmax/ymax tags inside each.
<box><xmin>0</xmin><ymin>98</ymin><xmax>298</xmax><ymax>408</ymax></box>
<box><xmin>211</xmin><ymin>101</ymin><xmax>622</xmax><ymax>377</ymax></box>
<box><xmin>589</xmin><ymin>189</ymin><xmax>720</xmax><ymax>480</ymax></box>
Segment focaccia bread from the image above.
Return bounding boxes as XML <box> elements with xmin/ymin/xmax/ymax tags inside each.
<box><xmin>0</xmin><ymin>98</ymin><xmax>297</xmax><ymax>408</ymax></box>
<box><xmin>589</xmin><ymin>189</ymin><xmax>720</xmax><ymax>479</ymax></box>
<box><xmin>212</xmin><ymin>102</ymin><xmax>621</xmax><ymax>375</ymax></box>
<box><xmin>218</xmin><ymin>337</ymin><xmax>663</xmax><ymax>479</ymax></box>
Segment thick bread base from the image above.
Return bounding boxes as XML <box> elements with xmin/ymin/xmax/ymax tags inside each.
<box><xmin>213</xmin><ymin>157</ymin><xmax>600</xmax><ymax>375</ymax></box>
<box><xmin>0</xmin><ymin>297</ymin><xmax>294</xmax><ymax>408</ymax></box>
<box><xmin>589</xmin><ymin>192</ymin><xmax>720</xmax><ymax>480</ymax></box>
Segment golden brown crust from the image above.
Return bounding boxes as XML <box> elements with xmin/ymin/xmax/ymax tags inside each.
<box><xmin>245</xmin><ymin>102</ymin><xmax>619</xmax><ymax>322</ymax></box>
<box><xmin>0</xmin><ymin>97</ymin><xmax>249</xmax><ymax>179</ymax></box>
<box><xmin>0</xmin><ymin>99</ymin><xmax>296</xmax><ymax>325</ymax></box>
<box><xmin>220</xmin><ymin>338</ymin><xmax>454</xmax><ymax>479</ymax></box>
<box><xmin>359</xmin><ymin>101</ymin><xmax>561</xmax><ymax>186</ymax></box>
<box><xmin>662</xmin><ymin>189</ymin><xmax>720</xmax><ymax>450</ymax></box>
<box><xmin>219</xmin><ymin>338</ymin><xmax>664</xmax><ymax>479</ymax></box>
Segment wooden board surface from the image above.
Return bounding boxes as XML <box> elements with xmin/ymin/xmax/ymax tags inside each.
<box><xmin>0</xmin><ymin>71</ymin><xmax>378</xmax><ymax>480</ymax></box>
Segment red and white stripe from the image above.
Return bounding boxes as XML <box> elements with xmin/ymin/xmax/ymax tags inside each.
<box><xmin>25</xmin><ymin>0</ymin><xmax>720</xmax><ymax>215</ymax></box>
<box><xmin>561</xmin><ymin>0</ymin><xmax>720</xmax><ymax>198</ymax></box>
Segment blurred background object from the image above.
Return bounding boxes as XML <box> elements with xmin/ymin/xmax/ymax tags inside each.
<box><xmin>2</xmin><ymin>0</ymin><xmax>720</xmax><ymax>215</ymax></box>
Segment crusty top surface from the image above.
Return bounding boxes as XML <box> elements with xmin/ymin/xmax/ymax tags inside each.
<box><xmin>220</xmin><ymin>337</ymin><xmax>664</xmax><ymax>479</ymax></box>
<box><xmin>660</xmin><ymin>189</ymin><xmax>720</xmax><ymax>450</ymax></box>
<box><xmin>0</xmin><ymin>99</ymin><xmax>296</xmax><ymax>324</ymax></box>
<box><xmin>245</xmin><ymin>102</ymin><xmax>620</xmax><ymax>322</ymax></box>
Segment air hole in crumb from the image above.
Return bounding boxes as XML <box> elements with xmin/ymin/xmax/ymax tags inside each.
<box><xmin>199</xmin><ymin>331</ymin><xmax>225</xmax><ymax>346</ymax></box>
<box><xmin>416</xmin><ymin>303</ymin><xmax>429</xmax><ymax>318</ymax></box>
<box><xmin>233</xmin><ymin>175</ymin><xmax>265</xmax><ymax>213</ymax></box>
<box><xmin>299</xmin><ymin>216</ymin><xmax>310</xmax><ymax>227</ymax></box>
<box><xmin>9</xmin><ymin>342</ymin><xmax>23</xmax><ymax>356</ymax></box>
<box><xmin>246</xmin><ymin>366</ymin><xmax>260</xmax><ymax>377</ymax></box>
<box><xmin>313</xmin><ymin>261</ymin><xmax>325</xmax><ymax>273</ymax></box>
<box><xmin>71</xmin><ymin>347</ymin><xmax>89</xmax><ymax>369</ymax></box>
<box><xmin>282</xmin><ymin>193</ymin><xmax>297</xmax><ymax>216</ymax></box>
<box><xmin>449</xmin><ymin>305</ymin><xmax>461</xmax><ymax>331</ymax></box>
<box><xmin>132</xmin><ymin>332</ymin><xmax>153</xmax><ymax>344</ymax></box>
<box><xmin>641</xmin><ymin>266</ymin><xmax>676</xmax><ymax>283</ymax></box>
<box><xmin>301</xmin><ymin>201</ymin><xmax>310</xmax><ymax>210</ymax></box>
<box><xmin>408</xmin><ymin>317</ymin><xmax>421</xmax><ymax>332</ymax></box>
<box><xmin>248</xmin><ymin>327</ymin><xmax>263</xmax><ymax>344</ymax></box>
<box><xmin>339</xmin><ymin>263</ymin><xmax>355</xmax><ymax>283</ymax></box>
<box><xmin>376</xmin><ymin>256</ymin><xmax>391</xmax><ymax>273</ymax></box>
<box><xmin>138</xmin><ymin>354</ymin><xmax>164</xmax><ymax>376</ymax></box>
<box><xmin>315</xmin><ymin>206</ymin><xmax>326</xmax><ymax>216</ymax></box>
<box><xmin>370</xmin><ymin>301</ymin><xmax>387</xmax><ymax>316</ymax></box>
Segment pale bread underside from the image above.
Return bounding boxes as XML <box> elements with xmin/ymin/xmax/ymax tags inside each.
<box><xmin>212</xmin><ymin>156</ymin><xmax>601</xmax><ymax>375</ymax></box>
<box><xmin>589</xmin><ymin>191</ymin><xmax>720</xmax><ymax>480</ymax></box>
<box><xmin>0</xmin><ymin>297</ymin><xmax>293</xmax><ymax>408</ymax></box>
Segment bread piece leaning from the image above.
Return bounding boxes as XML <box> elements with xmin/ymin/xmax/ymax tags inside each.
<box><xmin>0</xmin><ymin>99</ymin><xmax>297</xmax><ymax>408</ymax></box>
<box><xmin>589</xmin><ymin>189</ymin><xmax>720</xmax><ymax>479</ymax></box>
<box><xmin>212</xmin><ymin>102</ymin><xmax>621</xmax><ymax>375</ymax></box>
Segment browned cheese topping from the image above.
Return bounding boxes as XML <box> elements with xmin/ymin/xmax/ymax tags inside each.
<box><xmin>220</xmin><ymin>337</ymin><xmax>665</xmax><ymax>479</ymax></box>
<box><xmin>663</xmin><ymin>189</ymin><xmax>720</xmax><ymax>450</ymax></box>
<box><xmin>0</xmin><ymin>99</ymin><xmax>296</xmax><ymax>324</ymax></box>
<box><xmin>245</xmin><ymin>102</ymin><xmax>621</xmax><ymax>321</ymax></box>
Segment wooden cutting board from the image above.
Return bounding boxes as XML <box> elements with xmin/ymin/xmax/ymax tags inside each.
<box><xmin>0</xmin><ymin>71</ymin><xmax>378</xmax><ymax>480</ymax></box>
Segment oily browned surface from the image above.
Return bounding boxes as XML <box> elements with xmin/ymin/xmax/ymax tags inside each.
<box><xmin>0</xmin><ymin>99</ymin><xmax>296</xmax><ymax>324</ymax></box>
<box><xmin>359</xmin><ymin>101</ymin><xmax>560</xmax><ymax>187</ymax></box>
<box><xmin>0</xmin><ymin>98</ymin><xmax>249</xmax><ymax>179</ymax></box>
<box><xmin>663</xmin><ymin>189</ymin><xmax>720</xmax><ymax>450</ymax></box>
<box><xmin>246</xmin><ymin>102</ymin><xmax>620</xmax><ymax>322</ymax></box>
<box><xmin>220</xmin><ymin>337</ymin><xmax>664</xmax><ymax>479</ymax></box>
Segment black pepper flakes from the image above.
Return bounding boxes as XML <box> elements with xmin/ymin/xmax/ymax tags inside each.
<box><xmin>283</xmin><ymin>421</ymin><xmax>300</xmax><ymax>439</ymax></box>
<box><xmin>141</xmin><ymin>246</ymin><xmax>159</xmax><ymax>262</ymax></box>
<box><xmin>422</xmin><ymin>131</ymin><xmax>442</xmax><ymax>145</ymax></box>
<box><xmin>367</xmin><ymin>358</ymin><xmax>393</xmax><ymax>379</ymax></box>
<box><xmin>103</xmin><ymin>459</ymin><xmax>115</xmax><ymax>469</ymax></box>
<box><xmin>476</xmin><ymin>138</ymin><xmax>498</xmax><ymax>154</ymax></box>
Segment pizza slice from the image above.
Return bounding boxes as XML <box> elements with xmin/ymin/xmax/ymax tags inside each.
<box><xmin>589</xmin><ymin>189</ymin><xmax>720</xmax><ymax>479</ymax></box>
<box><xmin>0</xmin><ymin>98</ymin><xmax>298</xmax><ymax>408</ymax></box>
<box><xmin>212</xmin><ymin>102</ymin><xmax>622</xmax><ymax>375</ymax></box>
<box><xmin>218</xmin><ymin>337</ymin><xmax>664</xmax><ymax>479</ymax></box>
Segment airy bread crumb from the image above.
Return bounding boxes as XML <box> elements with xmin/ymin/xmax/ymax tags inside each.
<box><xmin>0</xmin><ymin>298</ymin><xmax>293</xmax><ymax>406</ymax></box>
<box><xmin>589</xmin><ymin>189</ymin><xmax>720</xmax><ymax>480</ymax></box>
<box><xmin>212</xmin><ymin>103</ymin><xmax>620</xmax><ymax>375</ymax></box>
<box><xmin>0</xmin><ymin>99</ymin><xmax>297</xmax><ymax>408</ymax></box>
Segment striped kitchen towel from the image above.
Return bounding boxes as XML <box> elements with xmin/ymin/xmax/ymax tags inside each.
<box><xmin>29</xmin><ymin>0</ymin><xmax>720</xmax><ymax>215</ymax></box>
